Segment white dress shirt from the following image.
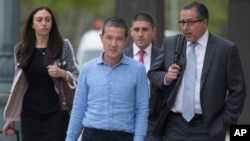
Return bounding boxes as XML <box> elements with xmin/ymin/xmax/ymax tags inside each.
<box><xmin>133</xmin><ymin>43</ymin><xmax>152</xmax><ymax>97</ymax></box>
<box><xmin>133</xmin><ymin>43</ymin><xmax>152</xmax><ymax>73</ymax></box>
<box><xmin>171</xmin><ymin>30</ymin><xmax>208</xmax><ymax>114</ymax></box>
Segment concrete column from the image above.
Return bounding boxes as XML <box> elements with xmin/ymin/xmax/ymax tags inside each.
<box><xmin>0</xmin><ymin>0</ymin><xmax>21</xmax><ymax>141</ymax></box>
<box><xmin>228</xmin><ymin>0</ymin><xmax>250</xmax><ymax>124</ymax></box>
<box><xmin>0</xmin><ymin>0</ymin><xmax>19</xmax><ymax>93</ymax></box>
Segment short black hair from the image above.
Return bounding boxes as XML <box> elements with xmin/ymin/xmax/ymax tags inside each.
<box><xmin>132</xmin><ymin>12</ymin><xmax>155</xmax><ymax>28</ymax></box>
<box><xmin>102</xmin><ymin>17</ymin><xmax>129</xmax><ymax>38</ymax></box>
<box><xmin>182</xmin><ymin>1</ymin><xmax>209</xmax><ymax>20</ymax></box>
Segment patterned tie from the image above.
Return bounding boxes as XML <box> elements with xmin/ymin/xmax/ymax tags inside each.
<box><xmin>182</xmin><ymin>42</ymin><xmax>198</xmax><ymax>122</ymax></box>
<box><xmin>138</xmin><ymin>49</ymin><xmax>145</xmax><ymax>63</ymax></box>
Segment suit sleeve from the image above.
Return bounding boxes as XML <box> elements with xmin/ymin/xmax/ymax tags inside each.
<box><xmin>224</xmin><ymin>43</ymin><xmax>246</xmax><ymax>127</ymax></box>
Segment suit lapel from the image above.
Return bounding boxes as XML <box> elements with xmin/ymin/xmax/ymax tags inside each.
<box><xmin>126</xmin><ymin>47</ymin><xmax>134</xmax><ymax>58</ymax></box>
<box><xmin>200</xmin><ymin>33</ymin><xmax>217</xmax><ymax>90</ymax></box>
<box><xmin>151</xmin><ymin>46</ymin><xmax>159</xmax><ymax>66</ymax></box>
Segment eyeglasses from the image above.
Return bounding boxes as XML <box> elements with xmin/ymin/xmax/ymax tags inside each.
<box><xmin>178</xmin><ymin>19</ymin><xmax>204</xmax><ymax>26</ymax></box>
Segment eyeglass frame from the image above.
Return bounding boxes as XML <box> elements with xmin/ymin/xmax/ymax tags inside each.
<box><xmin>178</xmin><ymin>19</ymin><xmax>205</xmax><ymax>26</ymax></box>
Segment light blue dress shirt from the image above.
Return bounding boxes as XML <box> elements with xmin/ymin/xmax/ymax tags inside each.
<box><xmin>66</xmin><ymin>53</ymin><xmax>149</xmax><ymax>141</ymax></box>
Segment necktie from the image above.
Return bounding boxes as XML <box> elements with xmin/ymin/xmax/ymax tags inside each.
<box><xmin>182</xmin><ymin>42</ymin><xmax>198</xmax><ymax>122</ymax></box>
<box><xmin>138</xmin><ymin>49</ymin><xmax>145</xmax><ymax>63</ymax></box>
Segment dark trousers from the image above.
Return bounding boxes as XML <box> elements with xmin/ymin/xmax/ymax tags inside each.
<box><xmin>162</xmin><ymin>111</ymin><xmax>213</xmax><ymax>141</ymax></box>
<box><xmin>21</xmin><ymin>111</ymin><xmax>69</xmax><ymax>141</ymax></box>
<box><xmin>145</xmin><ymin>118</ymin><xmax>163</xmax><ymax>141</ymax></box>
<box><xmin>82</xmin><ymin>127</ymin><xmax>133</xmax><ymax>141</ymax></box>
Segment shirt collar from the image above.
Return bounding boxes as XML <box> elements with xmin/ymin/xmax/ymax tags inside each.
<box><xmin>132</xmin><ymin>43</ymin><xmax>152</xmax><ymax>56</ymax></box>
<box><xmin>97</xmin><ymin>52</ymin><xmax>129</xmax><ymax>66</ymax></box>
<box><xmin>187</xmin><ymin>30</ymin><xmax>209</xmax><ymax>47</ymax></box>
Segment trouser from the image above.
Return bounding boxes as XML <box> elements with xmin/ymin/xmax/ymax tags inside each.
<box><xmin>145</xmin><ymin>118</ymin><xmax>163</xmax><ymax>141</ymax></box>
<box><xmin>162</xmin><ymin>111</ymin><xmax>213</xmax><ymax>141</ymax></box>
<box><xmin>82</xmin><ymin>127</ymin><xmax>133</xmax><ymax>141</ymax></box>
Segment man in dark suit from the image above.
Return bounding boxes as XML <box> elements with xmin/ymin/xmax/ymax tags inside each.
<box><xmin>148</xmin><ymin>1</ymin><xmax>246</xmax><ymax>141</ymax></box>
<box><xmin>123</xmin><ymin>13</ymin><xmax>163</xmax><ymax>141</ymax></box>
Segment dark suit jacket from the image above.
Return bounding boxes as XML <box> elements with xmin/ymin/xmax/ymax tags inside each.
<box><xmin>148</xmin><ymin>33</ymin><xmax>246</xmax><ymax>140</ymax></box>
<box><xmin>123</xmin><ymin>45</ymin><xmax>164</xmax><ymax>119</ymax></box>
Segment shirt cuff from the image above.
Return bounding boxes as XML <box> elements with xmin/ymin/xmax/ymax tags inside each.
<box><xmin>163</xmin><ymin>73</ymin><xmax>170</xmax><ymax>85</ymax></box>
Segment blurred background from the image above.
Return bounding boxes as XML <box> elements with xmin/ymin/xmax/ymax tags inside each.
<box><xmin>18</xmin><ymin>0</ymin><xmax>228</xmax><ymax>53</ymax></box>
<box><xmin>0</xmin><ymin>0</ymin><xmax>249</xmax><ymax>140</ymax></box>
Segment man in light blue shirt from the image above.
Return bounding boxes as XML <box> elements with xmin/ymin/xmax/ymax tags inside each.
<box><xmin>66</xmin><ymin>17</ymin><xmax>149</xmax><ymax>141</ymax></box>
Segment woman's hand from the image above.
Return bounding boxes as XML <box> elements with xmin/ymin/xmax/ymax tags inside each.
<box><xmin>47</xmin><ymin>65</ymin><xmax>67</xmax><ymax>79</ymax></box>
<box><xmin>2</xmin><ymin>121</ymin><xmax>15</xmax><ymax>137</ymax></box>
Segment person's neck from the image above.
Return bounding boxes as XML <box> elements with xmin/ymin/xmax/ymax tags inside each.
<box><xmin>103</xmin><ymin>54</ymin><xmax>122</xmax><ymax>68</ymax></box>
<box><xmin>36</xmin><ymin>36</ymin><xmax>49</xmax><ymax>48</ymax></box>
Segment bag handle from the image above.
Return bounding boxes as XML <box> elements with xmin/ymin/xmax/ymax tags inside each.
<box><xmin>174</xmin><ymin>34</ymin><xmax>185</xmax><ymax>65</ymax></box>
<box><xmin>161</xmin><ymin>34</ymin><xmax>185</xmax><ymax>109</ymax></box>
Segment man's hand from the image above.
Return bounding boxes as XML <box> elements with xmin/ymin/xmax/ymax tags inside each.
<box><xmin>165</xmin><ymin>64</ymin><xmax>181</xmax><ymax>83</ymax></box>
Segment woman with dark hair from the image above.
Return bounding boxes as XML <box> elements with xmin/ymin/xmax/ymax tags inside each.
<box><xmin>2</xmin><ymin>6</ymin><xmax>79</xmax><ymax>141</ymax></box>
